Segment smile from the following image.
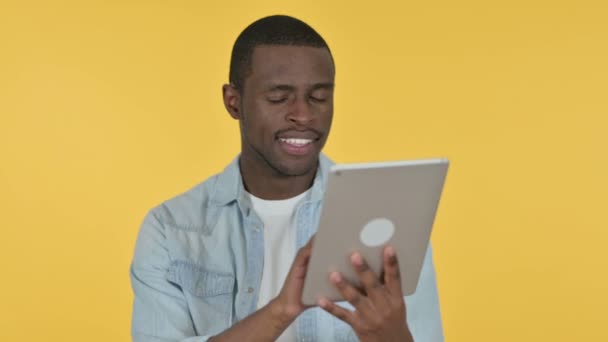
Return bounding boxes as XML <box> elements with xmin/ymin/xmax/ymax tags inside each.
<box><xmin>279</xmin><ymin>138</ymin><xmax>314</xmax><ymax>147</ymax></box>
<box><xmin>277</xmin><ymin>137</ymin><xmax>317</xmax><ymax>156</ymax></box>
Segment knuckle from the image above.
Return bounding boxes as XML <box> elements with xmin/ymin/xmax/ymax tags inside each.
<box><xmin>328</xmin><ymin>305</ymin><xmax>338</xmax><ymax>314</ymax></box>
<box><xmin>380</xmin><ymin>308</ymin><xmax>392</xmax><ymax>321</ymax></box>
<box><xmin>359</xmin><ymin>324</ymin><xmax>372</xmax><ymax>335</ymax></box>
<box><xmin>360</xmin><ymin>321</ymin><xmax>379</xmax><ymax>336</ymax></box>
<box><xmin>357</xmin><ymin>261</ymin><xmax>369</xmax><ymax>272</ymax></box>
<box><xmin>369</xmin><ymin>312</ymin><xmax>383</xmax><ymax>327</ymax></box>
<box><xmin>391</xmin><ymin>296</ymin><xmax>405</xmax><ymax>308</ymax></box>
<box><xmin>353</xmin><ymin>314</ymin><xmax>371</xmax><ymax>333</ymax></box>
<box><xmin>333</xmin><ymin>307</ymin><xmax>350</xmax><ymax>321</ymax></box>
<box><xmin>335</xmin><ymin>279</ymin><xmax>346</xmax><ymax>289</ymax></box>
<box><xmin>336</xmin><ymin>310</ymin><xmax>348</xmax><ymax>321</ymax></box>
<box><xmin>346</xmin><ymin>292</ymin><xmax>361</xmax><ymax>305</ymax></box>
<box><xmin>389</xmin><ymin>269</ymin><xmax>400</xmax><ymax>280</ymax></box>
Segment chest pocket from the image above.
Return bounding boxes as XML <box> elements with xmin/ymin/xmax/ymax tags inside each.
<box><xmin>167</xmin><ymin>261</ymin><xmax>236</xmax><ymax>335</ymax></box>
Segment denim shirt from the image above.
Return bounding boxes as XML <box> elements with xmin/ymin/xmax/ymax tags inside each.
<box><xmin>130</xmin><ymin>154</ymin><xmax>444</xmax><ymax>341</ymax></box>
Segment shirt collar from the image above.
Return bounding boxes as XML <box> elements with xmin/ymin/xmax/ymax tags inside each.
<box><xmin>210</xmin><ymin>153</ymin><xmax>334</xmax><ymax>207</ymax></box>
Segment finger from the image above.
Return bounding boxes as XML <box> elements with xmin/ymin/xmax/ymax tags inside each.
<box><xmin>305</xmin><ymin>234</ymin><xmax>315</xmax><ymax>248</ymax></box>
<box><xmin>383</xmin><ymin>245</ymin><xmax>403</xmax><ymax>296</ymax></box>
<box><xmin>298</xmin><ymin>235</ymin><xmax>315</xmax><ymax>256</ymax></box>
<box><xmin>317</xmin><ymin>297</ymin><xmax>359</xmax><ymax>327</ymax></box>
<box><xmin>330</xmin><ymin>271</ymin><xmax>372</xmax><ymax>312</ymax></box>
<box><xmin>290</xmin><ymin>241</ymin><xmax>314</xmax><ymax>280</ymax></box>
<box><xmin>295</xmin><ymin>244</ymin><xmax>311</xmax><ymax>264</ymax></box>
<box><xmin>289</xmin><ymin>235</ymin><xmax>317</xmax><ymax>278</ymax></box>
<box><xmin>350</xmin><ymin>252</ymin><xmax>385</xmax><ymax>302</ymax></box>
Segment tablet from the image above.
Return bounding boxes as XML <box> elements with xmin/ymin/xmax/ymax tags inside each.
<box><xmin>301</xmin><ymin>158</ymin><xmax>449</xmax><ymax>305</ymax></box>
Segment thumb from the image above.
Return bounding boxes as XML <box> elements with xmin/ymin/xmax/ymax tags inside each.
<box><xmin>304</xmin><ymin>234</ymin><xmax>315</xmax><ymax>250</ymax></box>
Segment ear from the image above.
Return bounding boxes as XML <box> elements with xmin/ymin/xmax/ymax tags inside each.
<box><xmin>222</xmin><ymin>84</ymin><xmax>242</xmax><ymax>120</ymax></box>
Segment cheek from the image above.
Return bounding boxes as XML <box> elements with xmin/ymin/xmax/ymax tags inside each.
<box><xmin>318</xmin><ymin>104</ymin><xmax>334</xmax><ymax>123</ymax></box>
<box><xmin>243</xmin><ymin>110</ymin><xmax>279</xmax><ymax>143</ymax></box>
<box><xmin>249</xmin><ymin>99</ymin><xmax>281</xmax><ymax>121</ymax></box>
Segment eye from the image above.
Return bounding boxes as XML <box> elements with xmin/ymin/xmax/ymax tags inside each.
<box><xmin>309</xmin><ymin>95</ymin><xmax>327</xmax><ymax>103</ymax></box>
<box><xmin>309</xmin><ymin>88</ymin><xmax>331</xmax><ymax>103</ymax></box>
<box><xmin>267</xmin><ymin>97</ymin><xmax>287</xmax><ymax>104</ymax></box>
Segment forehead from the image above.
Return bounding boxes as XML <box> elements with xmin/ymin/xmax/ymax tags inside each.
<box><xmin>247</xmin><ymin>45</ymin><xmax>335</xmax><ymax>87</ymax></box>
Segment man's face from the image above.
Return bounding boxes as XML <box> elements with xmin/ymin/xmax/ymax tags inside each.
<box><xmin>237</xmin><ymin>45</ymin><xmax>335</xmax><ymax>177</ymax></box>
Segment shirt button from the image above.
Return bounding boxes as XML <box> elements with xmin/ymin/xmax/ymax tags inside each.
<box><xmin>247</xmin><ymin>287</ymin><xmax>254</xmax><ymax>293</ymax></box>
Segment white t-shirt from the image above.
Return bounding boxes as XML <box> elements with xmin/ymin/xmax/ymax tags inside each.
<box><xmin>249</xmin><ymin>190</ymin><xmax>309</xmax><ymax>342</ymax></box>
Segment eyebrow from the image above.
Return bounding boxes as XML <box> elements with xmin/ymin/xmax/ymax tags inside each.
<box><xmin>266</xmin><ymin>84</ymin><xmax>296</xmax><ymax>92</ymax></box>
<box><xmin>311</xmin><ymin>82</ymin><xmax>335</xmax><ymax>91</ymax></box>
<box><xmin>265</xmin><ymin>82</ymin><xmax>335</xmax><ymax>92</ymax></box>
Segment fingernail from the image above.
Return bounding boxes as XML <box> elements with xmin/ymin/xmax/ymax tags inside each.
<box><xmin>386</xmin><ymin>246</ymin><xmax>396</xmax><ymax>257</ymax></box>
<box><xmin>330</xmin><ymin>271</ymin><xmax>342</xmax><ymax>284</ymax></box>
<box><xmin>318</xmin><ymin>297</ymin><xmax>329</xmax><ymax>308</ymax></box>
<box><xmin>351</xmin><ymin>252</ymin><xmax>363</xmax><ymax>266</ymax></box>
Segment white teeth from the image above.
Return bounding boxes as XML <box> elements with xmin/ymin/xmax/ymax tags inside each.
<box><xmin>280</xmin><ymin>138</ymin><xmax>313</xmax><ymax>146</ymax></box>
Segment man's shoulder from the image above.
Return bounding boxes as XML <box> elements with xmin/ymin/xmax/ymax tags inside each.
<box><xmin>147</xmin><ymin>165</ymin><xmax>234</xmax><ymax>232</ymax></box>
<box><xmin>145</xmin><ymin>154</ymin><xmax>332</xmax><ymax>229</ymax></box>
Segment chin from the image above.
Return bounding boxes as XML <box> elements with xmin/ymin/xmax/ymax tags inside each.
<box><xmin>274</xmin><ymin>158</ymin><xmax>318</xmax><ymax>177</ymax></box>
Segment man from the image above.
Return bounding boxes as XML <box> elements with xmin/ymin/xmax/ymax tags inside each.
<box><xmin>131</xmin><ymin>15</ymin><xmax>443</xmax><ymax>341</ymax></box>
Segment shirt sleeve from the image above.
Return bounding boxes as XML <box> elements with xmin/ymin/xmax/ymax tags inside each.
<box><xmin>405</xmin><ymin>244</ymin><xmax>445</xmax><ymax>342</ymax></box>
<box><xmin>130</xmin><ymin>210</ymin><xmax>211</xmax><ymax>342</ymax></box>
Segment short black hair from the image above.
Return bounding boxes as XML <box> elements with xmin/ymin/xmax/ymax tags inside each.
<box><xmin>229</xmin><ymin>15</ymin><xmax>333</xmax><ymax>90</ymax></box>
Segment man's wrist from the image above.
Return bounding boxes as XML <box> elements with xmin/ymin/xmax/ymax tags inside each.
<box><xmin>268</xmin><ymin>297</ymin><xmax>296</xmax><ymax>330</ymax></box>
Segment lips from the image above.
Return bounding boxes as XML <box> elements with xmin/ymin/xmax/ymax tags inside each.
<box><xmin>276</xmin><ymin>131</ymin><xmax>320</xmax><ymax>156</ymax></box>
<box><xmin>276</xmin><ymin>129</ymin><xmax>321</xmax><ymax>140</ymax></box>
<box><xmin>279</xmin><ymin>137</ymin><xmax>314</xmax><ymax>146</ymax></box>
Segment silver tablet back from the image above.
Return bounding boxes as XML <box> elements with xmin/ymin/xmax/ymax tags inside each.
<box><xmin>302</xmin><ymin>158</ymin><xmax>449</xmax><ymax>305</ymax></box>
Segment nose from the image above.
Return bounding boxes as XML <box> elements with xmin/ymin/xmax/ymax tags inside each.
<box><xmin>286</xmin><ymin>97</ymin><xmax>313</xmax><ymax>126</ymax></box>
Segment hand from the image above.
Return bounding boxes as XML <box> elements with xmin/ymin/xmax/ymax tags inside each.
<box><xmin>317</xmin><ymin>246</ymin><xmax>413</xmax><ymax>342</ymax></box>
<box><xmin>272</xmin><ymin>236</ymin><xmax>315</xmax><ymax>324</ymax></box>
<box><xmin>210</xmin><ymin>237</ymin><xmax>316</xmax><ymax>342</ymax></box>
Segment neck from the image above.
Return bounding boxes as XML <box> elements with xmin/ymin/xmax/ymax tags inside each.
<box><xmin>239</xmin><ymin>155</ymin><xmax>317</xmax><ymax>200</ymax></box>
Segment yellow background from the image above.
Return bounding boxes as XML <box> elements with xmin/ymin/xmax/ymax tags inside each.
<box><xmin>1</xmin><ymin>0</ymin><xmax>606</xmax><ymax>341</ymax></box>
